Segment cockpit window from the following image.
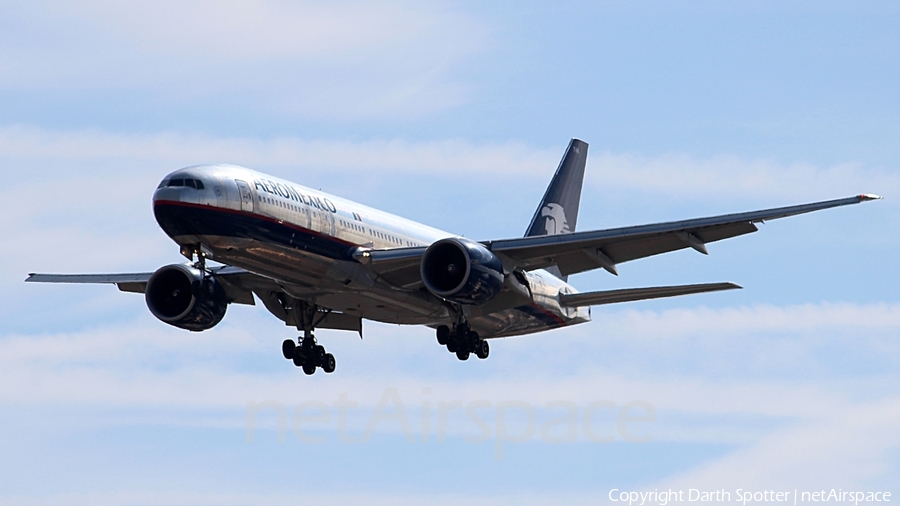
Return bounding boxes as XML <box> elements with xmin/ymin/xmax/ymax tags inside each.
<box><xmin>157</xmin><ymin>180</ymin><xmax>169</xmax><ymax>189</ymax></box>
<box><xmin>163</xmin><ymin>178</ymin><xmax>205</xmax><ymax>189</ymax></box>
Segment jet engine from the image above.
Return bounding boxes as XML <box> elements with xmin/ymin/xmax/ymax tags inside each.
<box><xmin>145</xmin><ymin>264</ymin><xmax>227</xmax><ymax>331</ymax></box>
<box><xmin>420</xmin><ymin>238</ymin><xmax>504</xmax><ymax>305</ymax></box>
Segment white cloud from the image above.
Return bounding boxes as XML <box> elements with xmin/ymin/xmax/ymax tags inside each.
<box><xmin>59</xmin><ymin>0</ymin><xmax>463</xmax><ymax>63</ymax></box>
<box><xmin>0</xmin><ymin>1</ymin><xmax>484</xmax><ymax>120</ymax></box>
<box><xmin>0</xmin><ymin>125</ymin><xmax>554</xmax><ymax>177</ymax></box>
<box><xmin>1</xmin><ymin>302</ymin><xmax>895</xmax><ymax>417</ymax></box>
<box><xmin>2</xmin><ymin>126</ymin><xmax>896</xmax><ymax>202</ymax></box>
<box><xmin>649</xmin><ymin>398</ymin><xmax>900</xmax><ymax>492</ymax></box>
<box><xmin>0</xmin><ymin>490</ymin><xmax>600</xmax><ymax>506</ymax></box>
<box><xmin>2</xmin><ymin>127</ymin><xmax>892</xmax><ymax>331</ymax></box>
<box><xmin>588</xmin><ymin>152</ymin><xmax>900</xmax><ymax>202</ymax></box>
<box><xmin>600</xmin><ymin>302</ymin><xmax>900</xmax><ymax>339</ymax></box>
<box><xmin>1</xmin><ymin>301</ymin><xmax>897</xmax><ymax>498</ymax></box>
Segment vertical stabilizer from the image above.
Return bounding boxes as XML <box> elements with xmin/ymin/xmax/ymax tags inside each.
<box><xmin>524</xmin><ymin>138</ymin><xmax>588</xmax><ymax>280</ymax></box>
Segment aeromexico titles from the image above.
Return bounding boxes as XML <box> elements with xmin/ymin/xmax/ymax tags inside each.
<box><xmin>27</xmin><ymin>139</ymin><xmax>881</xmax><ymax>375</ymax></box>
<box><xmin>253</xmin><ymin>177</ymin><xmax>338</xmax><ymax>214</ymax></box>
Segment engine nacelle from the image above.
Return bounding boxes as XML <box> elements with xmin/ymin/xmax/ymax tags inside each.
<box><xmin>420</xmin><ymin>238</ymin><xmax>504</xmax><ymax>305</ymax></box>
<box><xmin>145</xmin><ymin>264</ymin><xmax>227</xmax><ymax>331</ymax></box>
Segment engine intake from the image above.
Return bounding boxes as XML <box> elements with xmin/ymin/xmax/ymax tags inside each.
<box><xmin>421</xmin><ymin>238</ymin><xmax>504</xmax><ymax>305</ymax></box>
<box><xmin>145</xmin><ymin>264</ymin><xmax>227</xmax><ymax>331</ymax></box>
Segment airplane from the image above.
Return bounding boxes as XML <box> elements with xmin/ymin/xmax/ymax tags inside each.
<box><xmin>26</xmin><ymin>139</ymin><xmax>881</xmax><ymax>375</ymax></box>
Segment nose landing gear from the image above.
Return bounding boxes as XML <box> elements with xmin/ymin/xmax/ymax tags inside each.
<box><xmin>436</xmin><ymin>323</ymin><xmax>489</xmax><ymax>361</ymax></box>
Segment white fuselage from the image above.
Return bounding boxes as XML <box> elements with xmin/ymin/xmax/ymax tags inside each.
<box><xmin>152</xmin><ymin>164</ymin><xmax>590</xmax><ymax>338</ymax></box>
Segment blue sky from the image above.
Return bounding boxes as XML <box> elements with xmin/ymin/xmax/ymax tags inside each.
<box><xmin>1</xmin><ymin>1</ymin><xmax>898</xmax><ymax>504</ymax></box>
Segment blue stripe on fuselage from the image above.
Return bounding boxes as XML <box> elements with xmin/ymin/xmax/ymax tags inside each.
<box><xmin>153</xmin><ymin>200</ymin><xmax>357</xmax><ymax>261</ymax></box>
<box><xmin>514</xmin><ymin>303</ymin><xmax>566</xmax><ymax>327</ymax></box>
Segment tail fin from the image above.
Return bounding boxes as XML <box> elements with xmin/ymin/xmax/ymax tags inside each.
<box><xmin>524</xmin><ymin>138</ymin><xmax>588</xmax><ymax>280</ymax></box>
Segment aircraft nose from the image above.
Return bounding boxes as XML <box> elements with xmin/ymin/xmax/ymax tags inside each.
<box><xmin>153</xmin><ymin>173</ymin><xmax>208</xmax><ymax>202</ymax></box>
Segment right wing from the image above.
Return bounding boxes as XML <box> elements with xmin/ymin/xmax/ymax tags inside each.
<box><xmin>352</xmin><ymin>246</ymin><xmax>428</xmax><ymax>289</ymax></box>
<box><xmin>26</xmin><ymin>272</ymin><xmax>154</xmax><ymax>294</ymax></box>
<box><xmin>26</xmin><ymin>267</ymin><xmax>362</xmax><ymax>332</ymax></box>
<box><xmin>25</xmin><ymin>266</ymin><xmax>269</xmax><ymax>305</ymax></box>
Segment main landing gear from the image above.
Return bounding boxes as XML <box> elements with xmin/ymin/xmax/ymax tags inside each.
<box><xmin>436</xmin><ymin>323</ymin><xmax>489</xmax><ymax>361</ymax></box>
<box><xmin>280</xmin><ymin>300</ymin><xmax>335</xmax><ymax>375</ymax></box>
<box><xmin>282</xmin><ymin>334</ymin><xmax>335</xmax><ymax>375</ymax></box>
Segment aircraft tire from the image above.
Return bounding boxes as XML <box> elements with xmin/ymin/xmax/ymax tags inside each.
<box><xmin>314</xmin><ymin>344</ymin><xmax>326</xmax><ymax>363</ymax></box>
<box><xmin>456</xmin><ymin>349</ymin><xmax>470</xmax><ymax>361</ymax></box>
<box><xmin>302</xmin><ymin>363</ymin><xmax>317</xmax><ymax>375</ymax></box>
<box><xmin>467</xmin><ymin>331</ymin><xmax>479</xmax><ymax>350</ymax></box>
<box><xmin>436</xmin><ymin>325</ymin><xmax>450</xmax><ymax>345</ymax></box>
<box><xmin>323</xmin><ymin>353</ymin><xmax>336</xmax><ymax>373</ymax></box>
<box><xmin>447</xmin><ymin>341</ymin><xmax>459</xmax><ymax>353</ymax></box>
<box><xmin>282</xmin><ymin>339</ymin><xmax>296</xmax><ymax>360</ymax></box>
<box><xmin>476</xmin><ymin>340</ymin><xmax>489</xmax><ymax>359</ymax></box>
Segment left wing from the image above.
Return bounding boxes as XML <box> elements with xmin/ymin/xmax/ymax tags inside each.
<box><xmin>361</xmin><ymin>194</ymin><xmax>880</xmax><ymax>284</ymax></box>
<box><xmin>486</xmin><ymin>194</ymin><xmax>881</xmax><ymax>276</ymax></box>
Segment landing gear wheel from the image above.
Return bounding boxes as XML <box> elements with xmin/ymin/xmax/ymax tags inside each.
<box><xmin>282</xmin><ymin>339</ymin><xmax>296</xmax><ymax>360</ymax></box>
<box><xmin>436</xmin><ymin>325</ymin><xmax>450</xmax><ymax>345</ymax></box>
<box><xmin>447</xmin><ymin>341</ymin><xmax>459</xmax><ymax>353</ymax></box>
<box><xmin>456</xmin><ymin>349</ymin><xmax>470</xmax><ymax>361</ymax></box>
<box><xmin>467</xmin><ymin>331</ymin><xmax>479</xmax><ymax>350</ymax></box>
<box><xmin>476</xmin><ymin>340</ymin><xmax>489</xmax><ymax>359</ymax></box>
<box><xmin>292</xmin><ymin>354</ymin><xmax>305</xmax><ymax>367</ymax></box>
<box><xmin>322</xmin><ymin>353</ymin><xmax>336</xmax><ymax>373</ymax></box>
<box><xmin>302</xmin><ymin>362</ymin><xmax>317</xmax><ymax>375</ymax></box>
<box><xmin>314</xmin><ymin>344</ymin><xmax>326</xmax><ymax>362</ymax></box>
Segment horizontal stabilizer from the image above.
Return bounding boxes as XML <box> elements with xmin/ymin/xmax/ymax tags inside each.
<box><xmin>26</xmin><ymin>272</ymin><xmax>154</xmax><ymax>294</ymax></box>
<box><xmin>559</xmin><ymin>282</ymin><xmax>741</xmax><ymax>307</ymax></box>
<box><xmin>26</xmin><ymin>273</ymin><xmax>153</xmax><ymax>284</ymax></box>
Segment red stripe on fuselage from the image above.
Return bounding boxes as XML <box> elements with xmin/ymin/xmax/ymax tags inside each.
<box><xmin>153</xmin><ymin>199</ymin><xmax>360</xmax><ymax>248</ymax></box>
<box><xmin>527</xmin><ymin>302</ymin><xmax>567</xmax><ymax>325</ymax></box>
